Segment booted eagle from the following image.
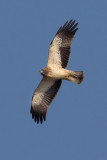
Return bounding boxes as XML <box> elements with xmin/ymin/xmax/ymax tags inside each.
<box><xmin>31</xmin><ymin>19</ymin><xmax>84</xmax><ymax>124</ymax></box>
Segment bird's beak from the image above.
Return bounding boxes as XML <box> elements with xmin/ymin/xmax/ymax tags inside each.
<box><xmin>40</xmin><ymin>70</ymin><xmax>43</xmax><ymax>74</ymax></box>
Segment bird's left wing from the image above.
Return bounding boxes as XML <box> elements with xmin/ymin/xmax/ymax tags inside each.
<box><xmin>31</xmin><ymin>77</ymin><xmax>62</xmax><ymax>124</ymax></box>
<box><xmin>48</xmin><ymin>19</ymin><xmax>78</xmax><ymax>68</ymax></box>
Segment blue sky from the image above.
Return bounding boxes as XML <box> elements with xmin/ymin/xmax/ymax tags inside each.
<box><xmin>0</xmin><ymin>0</ymin><xmax>107</xmax><ymax>159</ymax></box>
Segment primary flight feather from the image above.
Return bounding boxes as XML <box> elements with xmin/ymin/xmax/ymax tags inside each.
<box><xmin>31</xmin><ymin>19</ymin><xmax>84</xmax><ymax>124</ymax></box>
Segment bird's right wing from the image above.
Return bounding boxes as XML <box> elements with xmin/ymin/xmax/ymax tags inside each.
<box><xmin>48</xmin><ymin>19</ymin><xmax>78</xmax><ymax>68</ymax></box>
<box><xmin>31</xmin><ymin>77</ymin><xmax>62</xmax><ymax>124</ymax></box>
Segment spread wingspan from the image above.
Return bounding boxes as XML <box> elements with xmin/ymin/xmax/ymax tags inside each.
<box><xmin>30</xmin><ymin>19</ymin><xmax>84</xmax><ymax>124</ymax></box>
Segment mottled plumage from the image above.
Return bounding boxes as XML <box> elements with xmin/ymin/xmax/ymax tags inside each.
<box><xmin>31</xmin><ymin>19</ymin><xmax>84</xmax><ymax>124</ymax></box>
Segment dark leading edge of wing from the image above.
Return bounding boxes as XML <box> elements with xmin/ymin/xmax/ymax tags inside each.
<box><xmin>30</xmin><ymin>79</ymin><xmax>62</xmax><ymax>124</ymax></box>
<box><xmin>56</xmin><ymin>19</ymin><xmax>78</xmax><ymax>68</ymax></box>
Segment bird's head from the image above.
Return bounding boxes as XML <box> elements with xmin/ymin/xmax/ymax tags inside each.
<box><xmin>40</xmin><ymin>68</ymin><xmax>48</xmax><ymax>76</ymax></box>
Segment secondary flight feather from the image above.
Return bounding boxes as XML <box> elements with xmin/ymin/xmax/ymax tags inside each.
<box><xmin>31</xmin><ymin>19</ymin><xmax>84</xmax><ymax>124</ymax></box>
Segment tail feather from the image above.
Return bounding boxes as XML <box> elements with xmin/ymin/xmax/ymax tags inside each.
<box><xmin>65</xmin><ymin>71</ymin><xmax>84</xmax><ymax>84</ymax></box>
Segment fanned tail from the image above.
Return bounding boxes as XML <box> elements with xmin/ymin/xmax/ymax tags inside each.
<box><xmin>65</xmin><ymin>71</ymin><xmax>84</xmax><ymax>84</ymax></box>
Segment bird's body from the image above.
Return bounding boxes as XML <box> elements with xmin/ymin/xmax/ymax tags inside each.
<box><xmin>41</xmin><ymin>65</ymin><xmax>71</xmax><ymax>79</ymax></box>
<box><xmin>31</xmin><ymin>19</ymin><xmax>84</xmax><ymax>124</ymax></box>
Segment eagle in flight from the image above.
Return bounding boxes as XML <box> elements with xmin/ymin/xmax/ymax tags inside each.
<box><xmin>31</xmin><ymin>19</ymin><xmax>84</xmax><ymax>124</ymax></box>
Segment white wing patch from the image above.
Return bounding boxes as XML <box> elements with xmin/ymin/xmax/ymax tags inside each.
<box><xmin>48</xmin><ymin>36</ymin><xmax>62</xmax><ymax>67</ymax></box>
<box><xmin>33</xmin><ymin>92</ymin><xmax>44</xmax><ymax>105</ymax></box>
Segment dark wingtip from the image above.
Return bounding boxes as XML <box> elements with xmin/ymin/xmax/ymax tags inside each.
<box><xmin>56</xmin><ymin>19</ymin><xmax>78</xmax><ymax>35</ymax></box>
<box><xmin>30</xmin><ymin>106</ymin><xmax>46</xmax><ymax>124</ymax></box>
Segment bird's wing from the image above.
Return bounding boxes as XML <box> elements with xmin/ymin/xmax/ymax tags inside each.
<box><xmin>31</xmin><ymin>77</ymin><xmax>62</xmax><ymax>124</ymax></box>
<box><xmin>48</xmin><ymin>19</ymin><xmax>78</xmax><ymax>68</ymax></box>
